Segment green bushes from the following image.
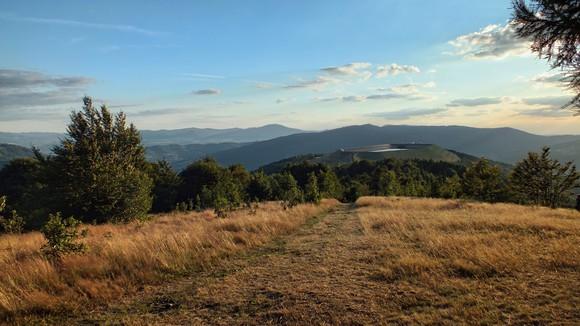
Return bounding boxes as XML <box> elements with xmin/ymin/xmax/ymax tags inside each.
<box><xmin>40</xmin><ymin>213</ymin><xmax>86</xmax><ymax>259</ymax></box>
<box><xmin>0</xmin><ymin>196</ymin><xmax>24</xmax><ymax>234</ymax></box>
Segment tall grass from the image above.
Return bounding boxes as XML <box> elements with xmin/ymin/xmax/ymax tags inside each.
<box><xmin>0</xmin><ymin>200</ymin><xmax>337</xmax><ymax>318</ymax></box>
<box><xmin>356</xmin><ymin>196</ymin><xmax>579</xmax><ymax>322</ymax></box>
<box><xmin>357</xmin><ymin>196</ymin><xmax>579</xmax><ymax>278</ymax></box>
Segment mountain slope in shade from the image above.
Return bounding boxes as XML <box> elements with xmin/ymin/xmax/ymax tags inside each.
<box><xmin>212</xmin><ymin>125</ymin><xmax>580</xmax><ymax>170</ymax></box>
<box><xmin>0</xmin><ymin>144</ymin><xmax>34</xmax><ymax>168</ymax></box>
<box><xmin>146</xmin><ymin>143</ymin><xmax>249</xmax><ymax>171</ymax></box>
<box><xmin>0</xmin><ymin>124</ymin><xmax>304</xmax><ymax>150</ymax></box>
<box><xmin>140</xmin><ymin>124</ymin><xmax>304</xmax><ymax>145</ymax></box>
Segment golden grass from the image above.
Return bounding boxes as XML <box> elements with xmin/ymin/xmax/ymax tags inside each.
<box><xmin>357</xmin><ymin>196</ymin><xmax>580</xmax><ymax>323</ymax></box>
<box><xmin>0</xmin><ymin>200</ymin><xmax>338</xmax><ymax>319</ymax></box>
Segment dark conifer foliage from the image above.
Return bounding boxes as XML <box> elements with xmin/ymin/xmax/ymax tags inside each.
<box><xmin>512</xmin><ymin>0</ymin><xmax>580</xmax><ymax>111</ymax></box>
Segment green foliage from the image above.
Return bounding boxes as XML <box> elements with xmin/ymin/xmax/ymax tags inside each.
<box><xmin>343</xmin><ymin>180</ymin><xmax>367</xmax><ymax>203</ymax></box>
<box><xmin>510</xmin><ymin>147</ymin><xmax>579</xmax><ymax>208</ymax></box>
<box><xmin>246</xmin><ymin>170</ymin><xmax>273</xmax><ymax>202</ymax></box>
<box><xmin>304</xmin><ymin>172</ymin><xmax>321</xmax><ymax>204</ymax></box>
<box><xmin>46</xmin><ymin>97</ymin><xmax>152</xmax><ymax>223</ymax></box>
<box><xmin>0</xmin><ymin>157</ymin><xmax>47</xmax><ymax>228</ymax></box>
<box><xmin>372</xmin><ymin>168</ymin><xmax>400</xmax><ymax>196</ymax></box>
<box><xmin>41</xmin><ymin>213</ymin><xmax>86</xmax><ymax>259</ymax></box>
<box><xmin>439</xmin><ymin>174</ymin><xmax>462</xmax><ymax>199</ymax></box>
<box><xmin>318</xmin><ymin>169</ymin><xmax>343</xmax><ymax>199</ymax></box>
<box><xmin>148</xmin><ymin>161</ymin><xmax>181</xmax><ymax>213</ymax></box>
<box><xmin>462</xmin><ymin>159</ymin><xmax>506</xmax><ymax>202</ymax></box>
<box><xmin>273</xmin><ymin>173</ymin><xmax>303</xmax><ymax>209</ymax></box>
<box><xmin>0</xmin><ymin>196</ymin><xmax>24</xmax><ymax>234</ymax></box>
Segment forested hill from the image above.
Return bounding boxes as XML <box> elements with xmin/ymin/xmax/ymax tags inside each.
<box><xmin>0</xmin><ymin>144</ymin><xmax>34</xmax><ymax>169</ymax></box>
<box><xmin>212</xmin><ymin>125</ymin><xmax>580</xmax><ymax>170</ymax></box>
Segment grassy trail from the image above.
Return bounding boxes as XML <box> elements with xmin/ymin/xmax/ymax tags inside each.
<box><xmin>77</xmin><ymin>204</ymin><xmax>395</xmax><ymax>325</ymax></box>
<box><xmin>37</xmin><ymin>199</ymin><xmax>579</xmax><ymax>325</ymax></box>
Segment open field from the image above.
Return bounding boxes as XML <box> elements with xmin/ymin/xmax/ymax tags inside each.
<box><xmin>0</xmin><ymin>200</ymin><xmax>338</xmax><ymax>322</ymax></box>
<box><xmin>2</xmin><ymin>197</ymin><xmax>579</xmax><ymax>325</ymax></box>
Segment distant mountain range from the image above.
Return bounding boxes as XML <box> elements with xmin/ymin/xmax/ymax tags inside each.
<box><xmin>211</xmin><ymin>125</ymin><xmax>580</xmax><ymax>170</ymax></box>
<box><xmin>0</xmin><ymin>124</ymin><xmax>304</xmax><ymax>152</ymax></box>
<box><xmin>1</xmin><ymin>124</ymin><xmax>579</xmax><ymax>171</ymax></box>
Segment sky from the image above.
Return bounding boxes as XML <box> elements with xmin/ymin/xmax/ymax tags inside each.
<box><xmin>0</xmin><ymin>0</ymin><xmax>577</xmax><ymax>134</ymax></box>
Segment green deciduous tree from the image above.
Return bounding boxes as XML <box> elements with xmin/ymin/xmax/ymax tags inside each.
<box><xmin>148</xmin><ymin>161</ymin><xmax>181</xmax><ymax>213</ymax></box>
<box><xmin>273</xmin><ymin>173</ymin><xmax>303</xmax><ymax>209</ymax></box>
<box><xmin>304</xmin><ymin>172</ymin><xmax>321</xmax><ymax>204</ymax></box>
<box><xmin>246</xmin><ymin>171</ymin><xmax>273</xmax><ymax>202</ymax></box>
<box><xmin>510</xmin><ymin>147</ymin><xmax>579</xmax><ymax>208</ymax></box>
<box><xmin>462</xmin><ymin>159</ymin><xmax>506</xmax><ymax>202</ymax></box>
<box><xmin>46</xmin><ymin>97</ymin><xmax>152</xmax><ymax>223</ymax></box>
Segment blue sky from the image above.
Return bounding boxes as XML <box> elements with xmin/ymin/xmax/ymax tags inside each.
<box><xmin>0</xmin><ymin>0</ymin><xmax>577</xmax><ymax>134</ymax></box>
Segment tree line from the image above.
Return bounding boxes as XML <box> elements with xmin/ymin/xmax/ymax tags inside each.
<box><xmin>0</xmin><ymin>98</ymin><xmax>578</xmax><ymax>235</ymax></box>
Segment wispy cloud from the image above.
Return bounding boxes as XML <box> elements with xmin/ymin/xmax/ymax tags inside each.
<box><xmin>0</xmin><ymin>69</ymin><xmax>93</xmax><ymax>109</ymax></box>
<box><xmin>283</xmin><ymin>76</ymin><xmax>339</xmax><ymax>91</ymax></box>
<box><xmin>521</xmin><ymin>96</ymin><xmax>572</xmax><ymax>108</ymax></box>
<box><xmin>318</xmin><ymin>91</ymin><xmax>427</xmax><ymax>103</ymax></box>
<box><xmin>368</xmin><ymin>108</ymin><xmax>447</xmax><ymax>120</ymax></box>
<box><xmin>181</xmin><ymin>73</ymin><xmax>225</xmax><ymax>80</ymax></box>
<box><xmin>447</xmin><ymin>97</ymin><xmax>503</xmax><ymax>107</ymax></box>
<box><xmin>0</xmin><ymin>12</ymin><xmax>165</xmax><ymax>36</ymax></box>
<box><xmin>192</xmin><ymin>88</ymin><xmax>221</xmax><ymax>95</ymax></box>
<box><xmin>448</xmin><ymin>23</ymin><xmax>530</xmax><ymax>59</ymax></box>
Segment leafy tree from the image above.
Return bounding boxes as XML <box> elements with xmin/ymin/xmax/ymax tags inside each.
<box><xmin>372</xmin><ymin>167</ymin><xmax>400</xmax><ymax>196</ymax></box>
<box><xmin>46</xmin><ymin>97</ymin><xmax>152</xmax><ymax>223</ymax></box>
<box><xmin>343</xmin><ymin>180</ymin><xmax>368</xmax><ymax>203</ymax></box>
<box><xmin>510</xmin><ymin>147</ymin><xmax>579</xmax><ymax>208</ymax></box>
<box><xmin>512</xmin><ymin>0</ymin><xmax>580</xmax><ymax>111</ymax></box>
<box><xmin>41</xmin><ymin>213</ymin><xmax>87</xmax><ymax>259</ymax></box>
<box><xmin>0</xmin><ymin>157</ymin><xmax>47</xmax><ymax>227</ymax></box>
<box><xmin>273</xmin><ymin>173</ymin><xmax>303</xmax><ymax>209</ymax></box>
<box><xmin>439</xmin><ymin>174</ymin><xmax>462</xmax><ymax>199</ymax></box>
<box><xmin>178</xmin><ymin>157</ymin><xmax>222</xmax><ymax>205</ymax></box>
<box><xmin>246</xmin><ymin>171</ymin><xmax>273</xmax><ymax>202</ymax></box>
<box><xmin>462</xmin><ymin>159</ymin><xmax>506</xmax><ymax>202</ymax></box>
<box><xmin>318</xmin><ymin>169</ymin><xmax>343</xmax><ymax>199</ymax></box>
<box><xmin>304</xmin><ymin>172</ymin><xmax>321</xmax><ymax>204</ymax></box>
<box><xmin>148</xmin><ymin>161</ymin><xmax>181</xmax><ymax>213</ymax></box>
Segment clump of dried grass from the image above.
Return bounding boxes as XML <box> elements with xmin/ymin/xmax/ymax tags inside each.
<box><xmin>0</xmin><ymin>200</ymin><xmax>338</xmax><ymax>318</ymax></box>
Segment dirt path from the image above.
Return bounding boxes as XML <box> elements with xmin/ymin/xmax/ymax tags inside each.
<box><xmin>79</xmin><ymin>204</ymin><xmax>401</xmax><ymax>325</ymax></box>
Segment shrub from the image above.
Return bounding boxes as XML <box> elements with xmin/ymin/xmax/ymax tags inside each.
<box><xmin>41</xmin><ymin>213</ymin><xmax>87</xmax><ymax>259</ymax></box>
<box><xmin>0</xmin><ymin>196</ymin><xmax>24</xmax><ymax>234</ymax></box>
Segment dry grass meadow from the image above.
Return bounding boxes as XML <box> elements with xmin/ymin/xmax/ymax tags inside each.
<box><xmin>0</xmin><ymin>200</ymin><xmax>337</xmax><ymax>321</ymax></box>
<box><xmin>1</xmin><ymin>197</ymin><xmax>579</xmax><ymax>325</ymax></box>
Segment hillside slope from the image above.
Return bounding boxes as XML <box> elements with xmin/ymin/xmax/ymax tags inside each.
<box><xmin>0</xmin><ymin>144</ymin><xmax>34</xmax><ymax>168</ymax></box>
<box><xmin>213</xmin><ymin>125</ymin><xmax>580</xmax><ymax>170</ymax></box>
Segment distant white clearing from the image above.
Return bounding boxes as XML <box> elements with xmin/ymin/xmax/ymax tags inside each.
<box><xmin>369</xmin><ymin>148</ymin><xmax>409</xmax><ymax>153</ymax></box>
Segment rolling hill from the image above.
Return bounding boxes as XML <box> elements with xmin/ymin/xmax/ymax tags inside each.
<box><xmin>0</xmin><ymin>144</ymin><xmax>34</xmax><ymax>169</ymax></box>
<box><xmin>259</xmin><ymin>144</ymin><xmax>512</xmax><ymax>173</ymax></box>
<box><xmin>212</xmin><ymin>125</ymin><xmax>580</xmax><ymax>170</ymax></box>
<box><xmin>146</xmin><ymin>142</ymin><xmax>249</xmax><ymax>170</ymax></box>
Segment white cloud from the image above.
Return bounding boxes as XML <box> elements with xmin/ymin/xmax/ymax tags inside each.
<box><xmin>376</xmin><ymin>64</ymin><xmax>420</xmax><ymax>78</ymax></box>
<box><xmin>448</xmin><ymin>23</ymin><xmax>530</xmax><ymax>59</ymax></box>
